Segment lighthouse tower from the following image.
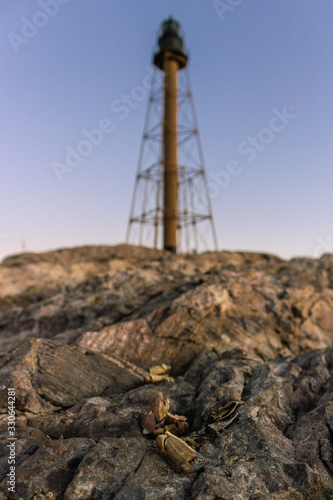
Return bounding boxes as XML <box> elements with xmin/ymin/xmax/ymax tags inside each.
<box><xmin>126</xmin><ymin>18</ymin><xmax>217</xmax><ymax>254</ymax></box>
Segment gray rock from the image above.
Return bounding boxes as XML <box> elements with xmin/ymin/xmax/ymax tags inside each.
<box><xmin>64</xmin><ymin>437</ymin><xmax>150</xmax><ymax>500</ymax></box>
<box><xmin>0</xmin><ymin>245</ymin><xmax>332</xmax><ymax>499</ymax></box>
<box><xmin>0</xmin><ymin>338</ymin><xmax>146</xmax><ymax>414</ymax></box>
<box><xmin>0</xmin><ymin>438</ymin><xmax>94</xmax><ymax>499</ymax></box>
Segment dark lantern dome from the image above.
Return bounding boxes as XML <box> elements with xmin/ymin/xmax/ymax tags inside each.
<box><xmin>154</xmin><ymin>17</ymin><xmax>188</xmax><ymax>70</ymax></box>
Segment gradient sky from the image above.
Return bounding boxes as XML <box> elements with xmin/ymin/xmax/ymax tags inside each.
<box><xmin>1</xmin><ymin>0</ymin><xmax>332</xmax><ymax>261</ymax></box>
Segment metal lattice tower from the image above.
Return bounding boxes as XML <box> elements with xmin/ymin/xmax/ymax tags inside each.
<box><xmin>126</xmin><ymin>17</ymin><xmax>218</xmax><ymax>254</ymax></box>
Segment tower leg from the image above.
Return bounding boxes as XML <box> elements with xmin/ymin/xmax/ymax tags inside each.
<box><xmin>163</xmin><ymin>52</ymin><xmax>178</xmax><ymax>253</ymax></box>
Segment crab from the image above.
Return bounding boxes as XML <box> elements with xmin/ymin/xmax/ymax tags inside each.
<box><xmin>144</xmin><ymin>373</ymin><xmax>175</xmax><ymax>384</ymax></box>
<box><xmin>144</xmin><ymin>363</ymin><xmax>174</xmax><ymax>384</ymax></box>
<box><xmin>141</xmin><ymin>393</ymin><xmax>242</xmax><ymax>474</ymax></box>
<box><xmin>141</xmin><ymin>391</ymin><xmax>189</xmax><ymax>436</ymax></box>
<box><xmin>156</xmin><ymin>431</ymin><xmax>206</xmax><ymax>474</ymax></box>
<box><xmin>184</xmin><ymin>400</ymin><xmax>244</xmax><ymax>448</ymax></box>
<box><xmin>148</xmin><ymin>363</ymin><xmax>171</xmax><ymax>375</ymax></box>
<box><xmin>207</xmin><ymin>400</ymin><xmax>243</xmax><ymax>436</ymax></box>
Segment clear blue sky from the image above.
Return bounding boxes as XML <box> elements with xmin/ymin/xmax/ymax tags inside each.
<box><xmin>1</xmin><ymin>0</ymin><xmax>332</xmax><ymax>260</ymax></box>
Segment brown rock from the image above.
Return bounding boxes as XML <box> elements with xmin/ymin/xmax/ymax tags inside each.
<box><xmin>63</xmin><ymin>437</ymin><xmax>149</xmax><ymax>500</ymax></box>
<box><xmin>0</xmin><ymin>338</ymin><xmax>145</xmax><ymax>414</ymax></box>
<box><xmin>0</xmin><ymin>245</ymin><xmax>333</xmax><ymax>498</ymax></box>
<box><xmin>0</xmin><ymin>438</ymin><xmax>94</xmax><ymax>499</ymax></box>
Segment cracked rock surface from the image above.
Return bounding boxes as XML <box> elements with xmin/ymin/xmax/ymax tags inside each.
<box><xmin>0</xmin><ymin>245</ymin><xmax>333</xmax><ymax>499</ymax></box>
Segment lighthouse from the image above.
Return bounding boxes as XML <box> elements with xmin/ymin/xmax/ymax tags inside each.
<box><xmin>154</xmin><ymin>18</ymin><xmax>188</xmax><ymax>252</ymax></box>
<box><xmin>127</xmin><ymin>18</ymin><xmax>217</xmax><ymax>254</ymax></box>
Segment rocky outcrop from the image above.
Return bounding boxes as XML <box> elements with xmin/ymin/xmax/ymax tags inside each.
<box><xmin>0</xmin><ymin>245</ymin><xmax>332</xmax><ymax>498</ymax></box>
<box><xmin>0</xmin><ymin>339</ymin><xmax>146</xmax><ymax>415</ymax></box>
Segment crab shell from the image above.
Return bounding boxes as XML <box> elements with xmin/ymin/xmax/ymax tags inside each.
<box><xmin>142</xmin><ymin>392</ymin><xmax>169</xmax><ymax>435</ymax></box>
<box><xmin>156</xmin><ymin>431</ymin><xmax>206</xmax><ymax>474</ymax></box>
<box><xmin>148</xmin><ymin>363</ymin><xmax>171</xmax><ymax>375</ymax></box>
<box><xmin>147</xmin><ymin>392</ymin><xmax>170</xmax><ymax>422</ymax></box>
<box><xmin>144</xmin><ymin>374</ymin><xmax>175</xmax><ymax>384</ymax></box>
